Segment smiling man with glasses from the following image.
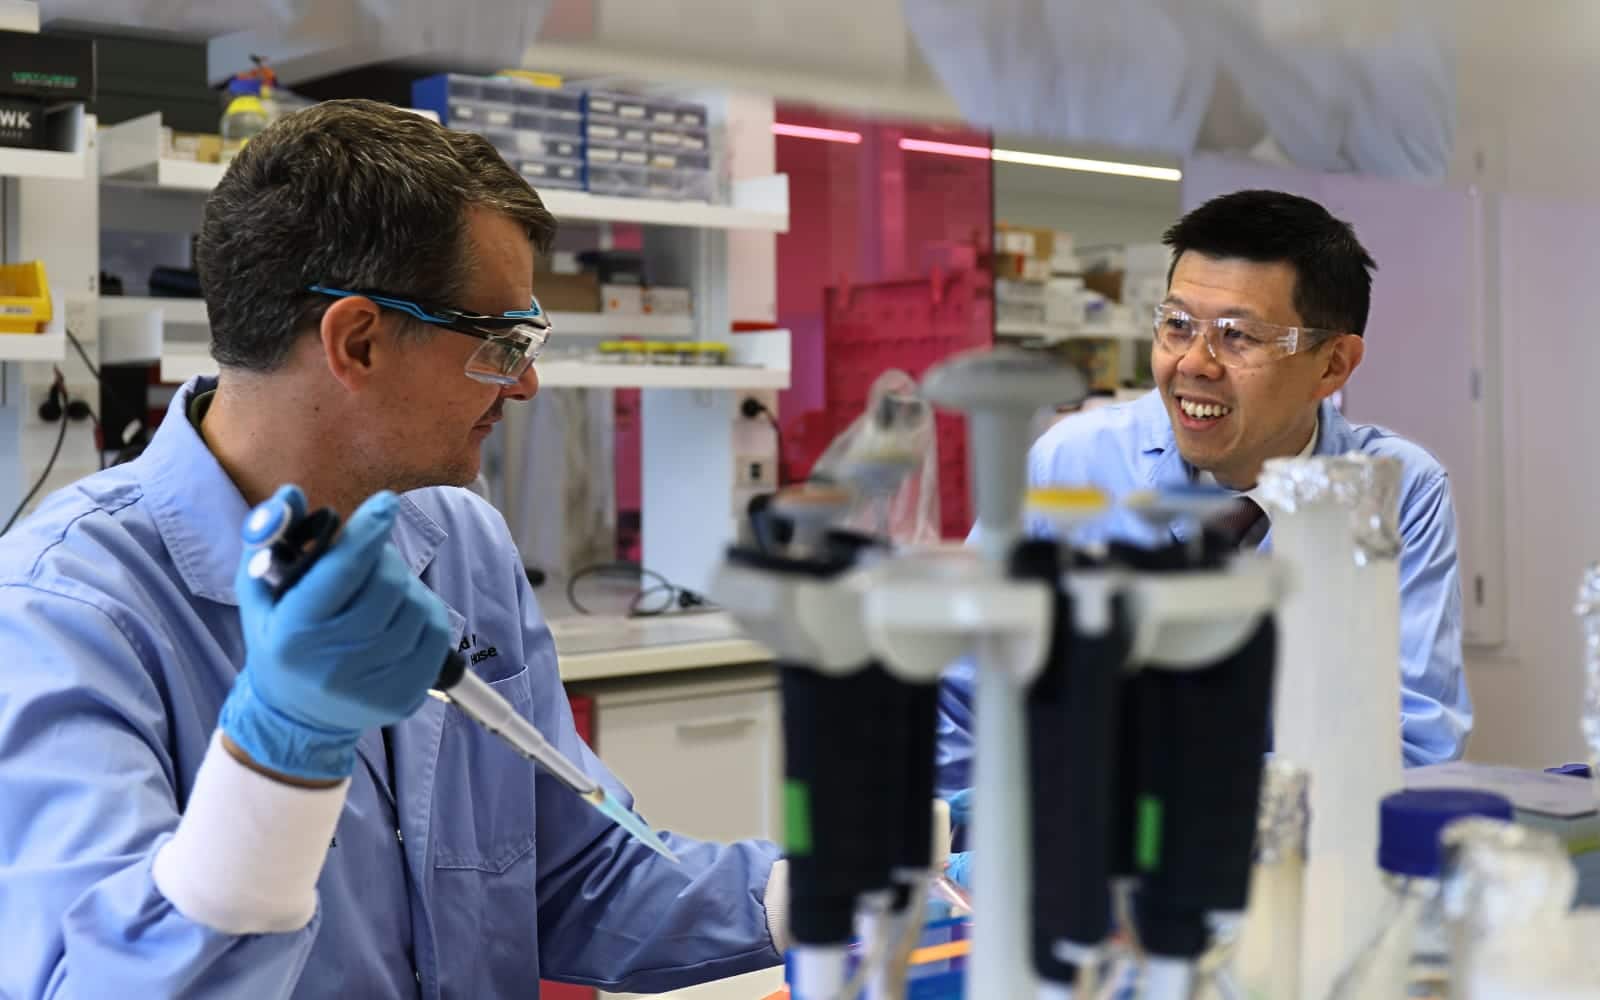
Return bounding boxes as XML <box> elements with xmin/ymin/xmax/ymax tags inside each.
<box><xmin>936</xmin><ymin>191</ymin><xmax>1472</xmax><ymax>834</ymax></box>
<box><xmin>0</xmin><ymin>100</ymin><xmax>787</xmax><ymax>998</ymax></box>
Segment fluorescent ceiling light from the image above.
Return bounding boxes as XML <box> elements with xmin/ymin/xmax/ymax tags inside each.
<box><xmin>991</xmin><ymin>147</ymin><xmax>1181</xmax><ymax>182</ymax></box>
<box><xmin>897</xmin><ymin>137</ymin><xmax>991</xmax><ymax>160</ymax></box>
<box><xmin>898</xmin><ymin>137</ymin><xmax>1181</xmax><ymax>182</ymax></box>
<box><xmin>772</xmin><ymin>123</ymin><xmax>863</xmax><ymax>144</ymax></box>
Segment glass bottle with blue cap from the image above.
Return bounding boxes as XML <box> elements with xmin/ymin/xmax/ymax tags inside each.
<box><xmin>1327</xmin><ymin>788</ymin><xmax>1514</xmax><ymax>999</ymax></box>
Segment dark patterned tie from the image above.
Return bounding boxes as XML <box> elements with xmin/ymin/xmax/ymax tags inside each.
<box><xmin>1214</xmin><ymin>496</ymin><xmax>1269</xmax><ymax>551</ymax></box>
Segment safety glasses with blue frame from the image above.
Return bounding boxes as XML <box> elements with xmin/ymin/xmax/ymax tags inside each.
<box><xmin>308</xmin><ymin>285</ymin><xmax>552</xmax><ymax>386</ymax></box>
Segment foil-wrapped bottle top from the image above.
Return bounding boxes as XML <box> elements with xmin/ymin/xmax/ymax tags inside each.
<box><xmin>1255</xmin><ymin>759</ymin><xmax>1310</xmax><ymax>865</ymax></box>
<box><xmin>1258</xmin><ymin>453</ymin><xmax>1402</xmax><ymax>564</ymax></box>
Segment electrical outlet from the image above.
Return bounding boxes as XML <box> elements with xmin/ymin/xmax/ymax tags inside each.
<box><xmin>734</xmin><ymin>453</ymin><xmax>773</xmax><ymax>489</ymax></box>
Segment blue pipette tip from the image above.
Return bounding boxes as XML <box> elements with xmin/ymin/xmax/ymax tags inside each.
<box><xmin>590</xmin><ymin>789</ymin><xmax>681</xmax><ymax>864</ymax></box>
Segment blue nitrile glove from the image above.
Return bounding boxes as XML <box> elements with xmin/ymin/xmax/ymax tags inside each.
<box><xmin>945</xmin><ymin>850</ymin><xmax>972</xmax><ymax>890</ymax></box>
<box><xmin>942</xmin><ymin>788</ymin><xmax>974</xmax><ymax>889</ymax></box>
<box><xmin>219</xmin><ymin>486</ymin><xmax>452</xmax><ymax>781</ymax></box>
<box><xmin>946</xmin><ymin>788</ymin><xmax>972</xmax><ymax>826</ymax></box>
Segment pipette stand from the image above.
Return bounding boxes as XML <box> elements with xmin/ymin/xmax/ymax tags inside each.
<box><xmin>716</xmin><ymin>347</ymin><xmax>1289</xmax><ymax>998</ymax></box>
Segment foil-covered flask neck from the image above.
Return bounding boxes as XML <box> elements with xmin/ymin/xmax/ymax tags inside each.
<box><xmin>1258</xmin><ymin>453</ymin><xmax>1402</xmax><ymax>565</ymax></box>
<box><xmin>1256</xmin><ymin>759</ymin><xmax>1310</xmax><ymax>865</ymax></box>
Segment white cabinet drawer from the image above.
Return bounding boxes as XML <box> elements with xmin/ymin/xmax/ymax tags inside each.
<box><xmin>591</xmin><ymin>674</ymin><xmax>781</xmax><ymax>844</ymax></box>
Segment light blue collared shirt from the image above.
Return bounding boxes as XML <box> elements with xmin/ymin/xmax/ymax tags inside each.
<box><xmin>937</xmin><ymin>390</ymin><xmax>1472</xmax><ymax>796</ymax></box>
<box><xmin>0</xmin><ymin>378</ymin><xmax>780</xmax><ymax>999</ymax></box>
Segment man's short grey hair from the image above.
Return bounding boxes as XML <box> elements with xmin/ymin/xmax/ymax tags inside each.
<box><xmin>196</xmin><ymin>98</ymin><xmax>558</xmax><ymax>372</ymax></box>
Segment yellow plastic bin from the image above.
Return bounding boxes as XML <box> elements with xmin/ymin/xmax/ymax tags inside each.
<box><xmin>0</xmin><ymin>261</ymin><xmax>51</xmax><ymax>334</ymax></box>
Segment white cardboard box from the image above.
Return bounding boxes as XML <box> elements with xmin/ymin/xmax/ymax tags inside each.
<box><xmin>601</xmin><ymin>284</ymin><xmax>643</xmax><ymax>314</ymax></box>
<box><xmin>642</xmin><ymin>286</ymin><xmax>692</xmax><ymax>316</ymax></box>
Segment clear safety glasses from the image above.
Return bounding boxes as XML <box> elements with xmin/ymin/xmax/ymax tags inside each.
<box><xmin>308</xmin><ymin>285</ymin><xmax>552</xmax><ymax>386</ymax></box>
<box><xmin>1152</xmin><ymin>303</ymin><xmax>1340</xmax><ymax>370</ymax></box>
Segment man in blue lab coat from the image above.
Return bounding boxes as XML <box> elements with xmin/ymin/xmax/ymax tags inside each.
<box><xmin>938</xmin><ymin>191</ymin><xmax>1472</xmax><ymax>831</ymax></box>
<box><xmin>0</xmin><ymin>100</ymin><xmax>785</xmax><ymax>999</ymax></box>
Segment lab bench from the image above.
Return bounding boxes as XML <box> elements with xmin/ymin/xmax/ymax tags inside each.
<box><xmin>548</xmin><ymin>611</ymin><xmax>785</xmax><ymax>1000</ymax></box>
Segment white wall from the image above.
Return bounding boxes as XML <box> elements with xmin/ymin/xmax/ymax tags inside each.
<box><xmin>1440</xmin><ymin>2</ymin><xmax>1600</xmax><ymax>768</ymax></box>
<box><xmin>1455</xmin><ymin>196</ymin><xmax>1600</xmax><ymax>770</ymax></box>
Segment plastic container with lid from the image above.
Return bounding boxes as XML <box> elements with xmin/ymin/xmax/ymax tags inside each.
<box><xmin>1326</xmin><ymin>788</ymin><xmax>1515</xmax><ymax>1000</ymax></box>
<box><xmin>219</xmin><ymin>79</ymin><xmax>268</xmax><ymax>164</ymax></box>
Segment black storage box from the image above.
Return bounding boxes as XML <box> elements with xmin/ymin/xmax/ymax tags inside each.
<box><xmin>0</xmin><ymin>30</ymin><xmax>95</xmax><ymax>102</ymax></box>
<box><xmin>0</xmin><ymin>95</ymin><xmax>44</xmax><ymax>148</ymax></box>
<box><xmin>47</xmin><ymin>30</ymin><xmax>211</xmax><ymax>132</ymax></box>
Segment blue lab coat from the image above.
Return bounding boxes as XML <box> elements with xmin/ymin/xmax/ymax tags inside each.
<box><xmin>936</xmin><ymin>390</ymin><xmax>1472</xmax><ymax>794</ymax></box>
<box><xmin>0</xmin><ymin>378</ymin><xmax>780</xmax><ymax>999</ymax></box>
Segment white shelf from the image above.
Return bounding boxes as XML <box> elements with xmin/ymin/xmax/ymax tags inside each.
<box><xmin>101</xmin><ymin>296</ymin><xmax>210</xmax><ymax>325</ymax></box>
<box><xmin>0</xmin><ymin>106</ymin><xmax>89</xmax><ymax>181</ymax></box>
<box><xmin>0</xmin><ymin>328</ymin><xmax>64</xmax><ymax>361</ymax></box>
<box><xmin>0</xmin><ymin>283</ymin><xmax>68</xmax><ymax>361</ymax></box>
<box><xmin>106</xmin><ymin>299</ymin><xmax>682</xmax><ymax>337</ymax></box>
<box><xmin>160</xmin><ymin>339</ymin><xmax>213</xmax><ymax>383</ymax></box>
<box><xmin>996</xmin><ymin>321</ymin><xmax>1146</xmax><ymax>343</ymax></box>
<box><xmin>96</xmin><ymin>110</ymin><xmax>791</xmax><ymax>234</ymax></box>
<box><xmin>98</xmin><ymin>113</ymin><xmax>225</xmax><ymax>191</ymax></box>
<box><xmin>536</xmin><ymin>360</ymin><xmax>789</xmax><ymax>390</ymax></box>
<box><xmin>552</xmin><ymin>312</ymin><xmax>692</xmax><ymax>338</ymax></box>
<box><xmin>162</xmin><ymin>340</ymin><xmax>793</xmax><ymax>390</ymax></box>
<box><xmin>0</xmin><ymin>146</ymin><xmax>88</xmax><ymax>182</ymax></box>
<box><xmin>105</xmin><ymin>158</ymin><xmax>225</xmax><ymax>192</ymax></box>
<box><xmin>540</xmin><ymin>175</ymin><xmax>789</xmax><ymax>232</ymax></box>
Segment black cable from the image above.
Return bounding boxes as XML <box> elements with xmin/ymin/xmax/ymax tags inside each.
<box><xmin>566</xmin><ymin>560</ymin><xmax>711</xmax><ymax>617</ymax></box>
<box><xmin>63</xmin><ymin>326</ymin><xmax>148</xmax><ymax>456</ymax></box>
<box><xmin>62</xmin><ymin>326</ymin><xmax>100</xmax><ymax>380</ymax></box>
<box><xmin>1</xmin><ymin>372</ymin><xmax>71</xmax><ymax>537</ymax></box>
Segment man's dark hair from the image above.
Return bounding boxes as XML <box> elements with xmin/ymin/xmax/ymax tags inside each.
<box><xmin>196</xmin><ymin>99</ymin><xmax>558</xmax><ymax>372</ymax></box>
<box><xmin>1162</xmin><ymin>189</ymin><xmax>1376</xmax><ymax>336</ymax></box>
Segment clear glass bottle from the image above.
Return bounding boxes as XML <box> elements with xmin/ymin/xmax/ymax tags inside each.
<box><xmin>1441</xmin><ymin>817</ymin><xmax>1580</xmax><ymax>1000</ymax></box>
<box><xmin>1574</xmin><ymin>564</ymin><xmax>1600</xmax><ymax>785</ymax></box>
<box><xmin>1326</xmin><ymin>788</ymin><xmax>1513</xmax><ymax>1000</ymax></box>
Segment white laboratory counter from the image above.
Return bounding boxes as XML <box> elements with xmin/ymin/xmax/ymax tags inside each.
<box><xmin>549</xmin><ymin>610</ymin><xmax>774</xmax><ymax>682</ymax></box>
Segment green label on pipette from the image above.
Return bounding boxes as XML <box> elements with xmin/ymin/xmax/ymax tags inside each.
<box><xmin>784</xmin><ymin>780</ymin><xmax>813</xmax><ymax>856</ymax></box>
<box><xmin>1136</xmin><ymin>795</ymin><xmax>1163</xmax><ymax>871</ymax></box>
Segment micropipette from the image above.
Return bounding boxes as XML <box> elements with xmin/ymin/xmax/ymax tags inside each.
<box><xmin>242</xmin><ymin>496</ymin><xmax>680</xmax><ymax>865</ymax></box>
